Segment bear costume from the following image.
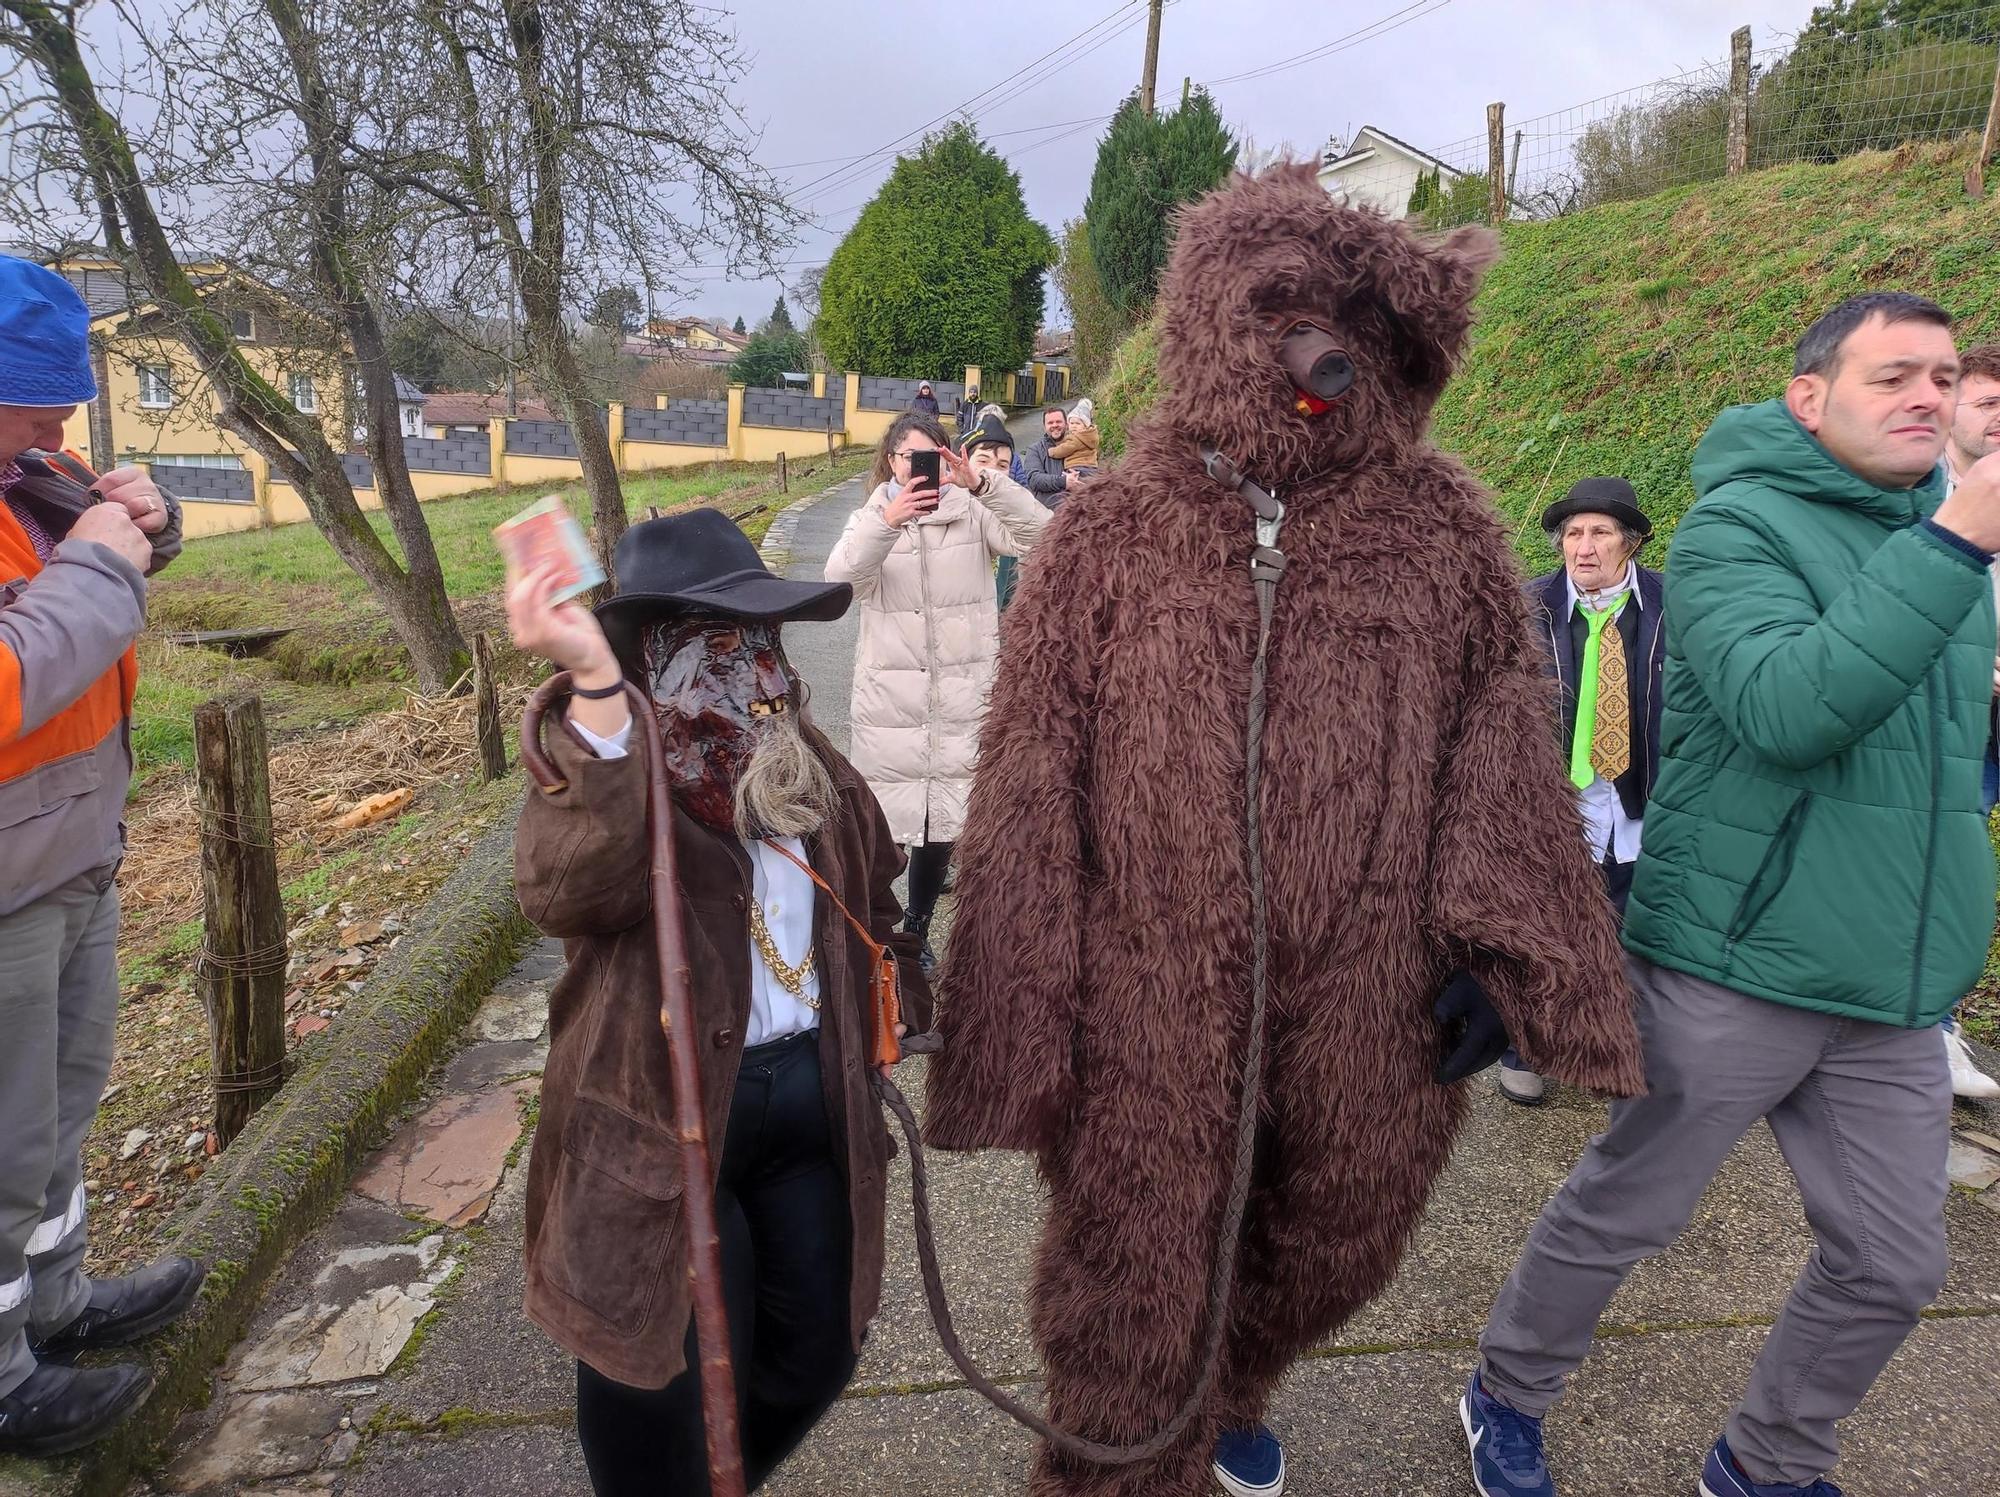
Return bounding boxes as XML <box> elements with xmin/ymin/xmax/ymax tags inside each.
<box><xmin>922</xmin><ymin>164</ymin><xmax>1648</xmax><ymax>1495</ymax></box>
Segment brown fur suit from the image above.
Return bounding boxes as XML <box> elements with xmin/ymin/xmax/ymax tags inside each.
<box><xmin>922</xmin><ymin>165</ymin><xmax>1648</xmax><ymax>1495</ymax></box>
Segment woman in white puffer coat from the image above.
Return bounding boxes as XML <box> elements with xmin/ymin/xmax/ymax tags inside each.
<box><xmin>825</xmin><ymin>411</ymin><xmax>1048</xmax><ymax>968</ymax></box>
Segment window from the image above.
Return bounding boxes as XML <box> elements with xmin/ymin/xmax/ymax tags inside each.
<box><xmin>230</xmin><ymin>309</ymin><xmax>255</xmax><ymax>341</ymax></box>
<box><xmin>400</xmin><ymin>404</ymin><xmax>425</xmax><ymax>439</ymax></box>
<box><xmin>138</xmin><ymin>365</ymin><xmax>173</xmax><ymax>409</ymax></box>
<box><xmin>290</xmin><ymin>373</ymin><xmax>318</xmax><ymax>414</ymax></box>
<box><xmin>142</xmin><ymin>453</ymin><xmax>244</xmax><ymax>471</ymax></box>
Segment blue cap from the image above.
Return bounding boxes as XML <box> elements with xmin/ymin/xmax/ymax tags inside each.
<box><xmin>0</xmin><ymin>255</ymin><xmax>97</xmax><ymax>407</ymax></box>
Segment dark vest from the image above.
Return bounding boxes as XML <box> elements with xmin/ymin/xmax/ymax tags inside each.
<box><xmin>1524</xmin><ymin>566</ymin><xmax>1665</xmax><ymax>823</ymax></box>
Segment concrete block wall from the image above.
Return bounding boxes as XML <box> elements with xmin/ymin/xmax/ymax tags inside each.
<box><xmin>625</xmin><ymin>399</ymin><xmax>727</xmax><ymax>447</ymax></box>
<box><xmin>740</xmin><ymin>389</ymin><xmax>841</xmax><ymax>431</ymax></box>
<box><xmin>824</xmin><ymin>374</ymin><xmax>847</xmax><ymax>409</ymax></box>
<box><xmin>404</xmin><ymin>434</ymin><xmax>492</xmax><ymax>475</ymax></box>
<box><xmin>152</xmin><ymin>462</ymin><xmax>255</xmax><ymax>504</ymax></box>
<box><xmin>857</xmin><ymin>376</ymin><xmax>964</xmax><ymax>412</ymax></box>
<box><xmin>505</xmin><ymin>419</ymin><xmax>581</xmax><ymax>458</ymax></box>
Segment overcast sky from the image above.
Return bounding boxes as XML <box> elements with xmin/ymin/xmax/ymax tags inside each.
<box><xmin>695</xmin><ymin>0</ymin><xmax>1816</xmax><ymax>329</ymax></box>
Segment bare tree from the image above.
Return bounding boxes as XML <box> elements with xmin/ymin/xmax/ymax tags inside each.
<box><xmin>336</xmin><ymin>0</ymin><xmax>798</xmax><ymax>574</ymax></box>
<box><xmin>0</xmin><ymin>0</ymin><xmax>473</xmax><ymax>693</ymax></box>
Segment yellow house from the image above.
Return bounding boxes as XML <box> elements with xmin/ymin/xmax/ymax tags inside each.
<box><xmin>48</xmin><ymin>256</ymin><xmax>360</xmax><ymax>478</ymax></box>
<box><xmin>640</xmin><ymin>316</ymin><xmax>748</xmax><ymax>355</ymax></box>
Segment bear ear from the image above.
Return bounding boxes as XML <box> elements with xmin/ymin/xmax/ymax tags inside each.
<box><xmin>1382</xmin><ymin>223</ymin><xmax>1500</xmax><ymax>392</ymax></box>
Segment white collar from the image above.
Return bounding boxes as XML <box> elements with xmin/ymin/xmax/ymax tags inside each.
<box><xmin>1566</xmin><ymin>561</ymin><xmax>1642</xmax><ymax>619</ymax></box>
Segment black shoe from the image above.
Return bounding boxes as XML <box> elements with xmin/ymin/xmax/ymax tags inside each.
<box><xmin>919</xmin><ymin>940</ymin><xmax>938</xmax><ymax>978</ymax></box>
<box><xmin>0</xmin><ymin>1360</ymin><xmax>154</xmax><ymax>1457</ymax></box>
<box><xmin>33</xmin><ymin>1256</ymin><xmax>205</xmax><ymax>1358</ymax></box>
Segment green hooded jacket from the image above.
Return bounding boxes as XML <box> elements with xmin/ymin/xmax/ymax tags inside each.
<box><xmin>1623</xmin><ymin>399</ymin><xmax>1996</xmax><ymax>1027</ymax></box>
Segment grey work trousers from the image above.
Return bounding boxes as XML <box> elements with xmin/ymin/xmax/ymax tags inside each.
<box><xmin>0</xmin><ymin>867</ymin><xmax>122</xmax><ymax>1399</ymax></box>
<box><xmin>1479</xmin><ymin>954</ymin><xmax>1951</xmax><ymax>1486</ymax></box>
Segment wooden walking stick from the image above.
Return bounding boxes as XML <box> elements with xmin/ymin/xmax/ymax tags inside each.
<box><xmin>520</xmin><ymin>675</ymin><xmax>746</xmax><ymax>1497</ymax></box>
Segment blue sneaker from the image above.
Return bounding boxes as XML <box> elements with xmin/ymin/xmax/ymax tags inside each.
<box><xmin>1700</xmin><ymin>1437</ymin><xmax>1844</xmax><ymax>1497</ymax></box>
<box><xmin>1211</xmin><ymin>1423</ymin><xmax>1285</xmax><ymax>1497</ymax></box>
<box><xmin>1460</xmin><ymin>1371</ymin><xmax>1554</xmax><ymax>1497</ymax></box>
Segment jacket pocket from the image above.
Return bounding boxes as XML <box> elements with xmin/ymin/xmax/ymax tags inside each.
<box><xmin>0</xmin><ymin>749</ymin><xmax>105</xmax><ymax>833</ymax></box>
<box><xmin>1722</xmin><ymin>790</ymin><xmax>1813</xmax><ymax>965</ymax></box>
<box><xmin>542</xmin><ymin>1098</ymin><xmax>685</xmax><ymax>1335</ymax></box>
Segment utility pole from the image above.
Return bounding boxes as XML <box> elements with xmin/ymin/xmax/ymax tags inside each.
<box><xmin>1140</xmin><ymin>0</ymin><xmax>1164</xmax><ymax>116</ymax></box>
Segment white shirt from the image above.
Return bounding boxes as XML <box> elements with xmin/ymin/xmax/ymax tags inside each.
<box><xmin>1563</xmin><ymin>562</ymin><xmax>1645</xmax><ymax>866</ymax></box>
<box><xmin>571</xmin><ymin>717</ymin><xmax>821</xmax><ymax>1046</ymax></box>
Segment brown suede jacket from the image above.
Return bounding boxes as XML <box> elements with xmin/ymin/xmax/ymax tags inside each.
<box><xmin>514</xmin><ymin>713</ymin><xmax>933</xmax><ymax>1388</ymax></box>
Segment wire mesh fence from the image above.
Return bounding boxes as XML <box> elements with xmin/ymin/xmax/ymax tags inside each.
<box><xmin>1318</xmin><ymin>4</ymin><xmax>2000</xmax><ymax>229</ymax></box>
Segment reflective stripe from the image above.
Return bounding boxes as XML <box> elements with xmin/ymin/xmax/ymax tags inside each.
<box><xmin>25</xmin><ymin>1182</ymin><xmax>84</xmax><ymax>1257</ymax></box>
<box><xmin>0</xmin><ymin>1272</ymin><xmax>26</xmax><ymax>1315</ymax></box>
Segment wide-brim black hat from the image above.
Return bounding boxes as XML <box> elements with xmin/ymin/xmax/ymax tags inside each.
<box><xmin>1541</xmin><ymin>477</ymin><xmax>1652</xmax><ymax>540</ymax></box>
<box><xmin>959</xmin><ymin>412</ymin><xmax>1014</xmax><ymax>454</ymax></box>
<box><xmin>595</xmin><ymin>507</ymin><xmax>852</xmax><ymax>666</ymax></box>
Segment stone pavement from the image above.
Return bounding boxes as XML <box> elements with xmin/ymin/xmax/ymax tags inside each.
<box><xmin>137</xmin><ymin>464</ymin><xmax>2000</xmax><ymax>1495</ymax></box>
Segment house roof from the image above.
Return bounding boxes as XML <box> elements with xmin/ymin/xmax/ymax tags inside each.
<box><xmin>393</xmin><ymin>374</ymin><xmax>425</xmax><ymax>404</ymax></box>
<box><xmin>422</xmin><ymin>391</ymin><xmax>555</xmax><ymax>427</ymax></box>
<box><xmin>621</xmin><ymin>338</ymin><xmax>737</xmax><ymax>366</ymax></box>
<box><xmin>1321</xmin><ymin>125</ymin><xmax>1463</xmax><ymax>179</ymax></box>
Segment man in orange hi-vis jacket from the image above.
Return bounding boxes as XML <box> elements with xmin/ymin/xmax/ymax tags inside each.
<box><xmin>0</xmin><ymin>255</ymin><xmax>204</xmax><ymax>1459</ymax></box>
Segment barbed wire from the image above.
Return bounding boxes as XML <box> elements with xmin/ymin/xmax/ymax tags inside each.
<box><xmin>1320</xmin><ymin>3</ymin><xmax>2000</xmax><ymax>230</ymax></box>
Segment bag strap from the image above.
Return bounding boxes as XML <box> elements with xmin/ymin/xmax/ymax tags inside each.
<box><xmin>759</xmin><ymin>837</ymin><xmax>885</xmax><ymax>961</ymax></box>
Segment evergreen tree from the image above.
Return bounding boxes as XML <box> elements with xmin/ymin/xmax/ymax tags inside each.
<box><xmin>732</xmin><ymin>314</ymin><xmax>747</xmax><ymax>335</ymax></box>
<box><xmin>816</xmin><ymin>121</ymin><xmax>1055</xmax><ymax>379</ymax></box>
<box><xmin>1085</xmin><ymin>88</ymin><xmax>1237</xmax><ymax>318</ymax></box>
<box><xmin>730</xmin><ymin>328</ymin><xmax>809</xmax><ymax>388</ymax></box>
<box><xmin>766</xmin><ymin>295</ymin><xmax>794</xmax><ymax>333</ymax></box>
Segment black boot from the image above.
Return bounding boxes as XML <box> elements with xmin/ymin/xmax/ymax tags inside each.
<box><xmin>0</xmin><ymin>1360</ymin><xmax>153</xmax><ymax>1457</ymax></box>
<box><xmin>905</xmin><ymin>914</ymin><xmax>938</xmax><ymax>978</ymax></box>
<box><xmin>34</xmin><ymin>1256</ymin><xmax>205</xmax><ymax>1358</ymax></box>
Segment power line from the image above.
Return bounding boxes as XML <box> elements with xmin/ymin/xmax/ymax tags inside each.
<box><xmin>1202</xmin><ymin>0</ymin><xmax>1460</xmax><ymax>87</ymax></box>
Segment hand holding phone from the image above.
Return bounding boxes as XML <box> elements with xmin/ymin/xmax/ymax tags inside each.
<box><xmin>908</xmin><ymin>448</ymin><xmax>942</xmax><ymax>497</ymax></box>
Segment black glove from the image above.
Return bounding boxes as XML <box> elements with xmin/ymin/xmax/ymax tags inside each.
<box><xmin>1432</xmin><ymin>969</ymin><xmax>1509</xmax><ymax>1086</ymax></box>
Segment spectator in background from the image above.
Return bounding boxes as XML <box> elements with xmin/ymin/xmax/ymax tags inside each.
<box><xmin>1463</xmin><ymin>291</ymin><xmax>2000</xmax><ymax>1497</ymax></box>
<box><xmin>1498</xmin><ymin>479</ymin><xmax>1664</xmax><ymax>1107</ymax></box>
<box><xmin>1019</xmin><ymin>405</ymin><xmax>1077</xmax><ymax>509</ymax></box>
<box><xmin>911</xmin><ymin>382</ymin><xmax>941</xmax><ymax>418</ymax></box>
<box><xmin>0</xmin><ymin>256</ymin><xmax>202</xmax><ymax>1458</ymax></box>
<box><xmin>954</xmin><ymin>385</ymin><xmax>980</xmax><ymax>434</ymax></box>
<box><xmin>1940</xmin><ymin>340</ymin><xmax>2000</xmax><ymax>1101</ymax></box>
<box><xmin>1047</xmin><ymin>396</ymin><xmax>1101</xmax><ymax>473</ymax></box>
<box><xmin>825</xmin><ymin>413</ymin><xmax>1048</xmax><ymax>973</ymax></box>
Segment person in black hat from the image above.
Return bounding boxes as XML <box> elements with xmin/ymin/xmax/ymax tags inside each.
<box><xmin>503</xmin><ymin>507</ymin><xmax>932</xmax><ymax>1496</ymax></box>
<box><xmin>1496</xmin><ymin>477</ymin><xmax>1664</xmax><ymax>1105</ymax></box>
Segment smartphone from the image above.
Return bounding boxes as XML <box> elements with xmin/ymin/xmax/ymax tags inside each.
<box><xmin>908</xmin><ymin>449</ymin><xmax>941</xmax><ymax>496</ymax></box>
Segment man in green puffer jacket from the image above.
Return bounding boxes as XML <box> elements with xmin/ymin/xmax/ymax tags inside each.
<box><xmin>1463</xmin><ymin>292</ymin><xmax>2000</xmax><ymax>1497</ymax></box>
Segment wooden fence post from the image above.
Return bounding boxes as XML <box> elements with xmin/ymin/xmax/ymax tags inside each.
<box><xmin>1971</xmin><ymin>39</ymin><xmax>2000</xmax><ymax>198</ymax></box>
<box><xmin>777</xmin><ymin>451</ymin><xmax>788</xmax><ymax>493</ymax></box>
<box><xmin>1486</xmin><ymin>102</ymin><xmax>1506</xmax><ymax>225</ymax></box>
<box><xmin>195</xmin><ymin>695</ymin><xmax>286</xmax><ymax>1146</ymax></box>
<box><xmin>472</xmin><ymin>631</ymin><xmax>507</xmax><ymax>782</ymax></box>
<box><xmin>1727</xmin><ymin>25</ymin><xmax>1753</xmax><ymax>176</ymax></box>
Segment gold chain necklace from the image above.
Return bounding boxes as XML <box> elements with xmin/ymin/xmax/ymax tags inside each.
<box><xmin>748</xmin><ymin>898</ymin><xmax>819</xmax><ymax>1008</ymax></box>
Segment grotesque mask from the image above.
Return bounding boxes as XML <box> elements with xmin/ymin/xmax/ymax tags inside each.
<box><xmin>642</xmin><ymin>616</ymin><xmax>833</xmax><ymax>839</ymax></box>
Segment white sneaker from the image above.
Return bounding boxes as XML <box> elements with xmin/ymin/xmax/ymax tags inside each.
<box><xmin>1944</xmin><ymin>1025</ymin><xmax>2000</xmax><ymax>1101</ymax></box>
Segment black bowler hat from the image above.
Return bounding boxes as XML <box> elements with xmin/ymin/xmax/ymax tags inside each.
<box><xmin>1541</xmin><ymin>477</ymin><xmax>1653</xmax><ymax>540</ymax></box>
<box><xmin>594</xmin><ymin>508</ymin><xmax>852</xmax><ymax>666</ymax></box>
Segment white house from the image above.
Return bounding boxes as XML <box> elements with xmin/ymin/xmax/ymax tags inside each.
<box><xmin>1316</xmin><ymin>127</ymin><xmax>1466</xmax><ymax>218</ymax></box>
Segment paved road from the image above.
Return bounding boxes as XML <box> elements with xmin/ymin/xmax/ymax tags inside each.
<box><xmin>147</xmin><ymin>458</ymin><xmax>2000</xmax><ymax>1497</ymax></box>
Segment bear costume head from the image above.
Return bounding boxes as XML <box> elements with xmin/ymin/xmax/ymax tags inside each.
<box><xmin>1149</xmin><ymin>161</ymin><xmax>1499</xmax><ymax>487</ymax></box>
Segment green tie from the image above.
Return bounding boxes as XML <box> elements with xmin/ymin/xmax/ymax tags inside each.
<box><xmin>1569</xmin><ymin>597</ymin><xmax>1630</xmax><ymax>791</ymax></box>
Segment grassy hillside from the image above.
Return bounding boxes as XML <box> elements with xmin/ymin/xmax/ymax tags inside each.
<box><xmin>1096</xmin><ymin>139</ymin><xmax>2000</xmax><ymax>572</ymax></box>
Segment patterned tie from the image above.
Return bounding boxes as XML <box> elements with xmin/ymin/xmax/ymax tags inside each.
<box><xmin>1590</xmin><ymin>604</ymin><xmax>1631</xmax><ymax>782</ymax></box>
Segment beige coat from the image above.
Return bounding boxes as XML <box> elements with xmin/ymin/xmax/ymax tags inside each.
<box><xmin>825</xmin><ymin>470</ymin><xmax>1048</xmax><ymax>844</ymax></box>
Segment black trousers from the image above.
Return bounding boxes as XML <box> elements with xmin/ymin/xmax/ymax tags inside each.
<box><xmin>575</xmin><ymin>1029</ymin><xmax>857</xmax><ymax>1496</ymax></box>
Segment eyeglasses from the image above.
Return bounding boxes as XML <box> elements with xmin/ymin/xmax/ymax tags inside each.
<box><xmin>892</xmin><ymin>448</ymin><xmax>937</xmax><ymax>461</ymax></box>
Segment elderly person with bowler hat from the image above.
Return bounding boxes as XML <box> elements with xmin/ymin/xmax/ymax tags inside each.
<box><xmin>1496</xmin><ymin>477</ymin><xmax>1664</xmax><ymax>1106</ymax></box>
<box><xmin>0</xmin><ymin>255</ymin><xmax>201</xmax><ymax>1458</ymax></box>
<box><xmin>504</xmin><ymin>508</ymin><xmax>933</xmax><ymax>1495</ymax></box>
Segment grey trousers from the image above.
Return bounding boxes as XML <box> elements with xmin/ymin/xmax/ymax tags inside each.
<box><xmin>1479</xmin><ymin>954</ymin><xmax>1951</xmax><ymax>1486</ymax></box>
<box><xmin>0</xmin><ymin>868</ymin><xmax>121</xmax><ymax>1399</ymax></box>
